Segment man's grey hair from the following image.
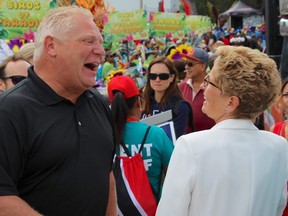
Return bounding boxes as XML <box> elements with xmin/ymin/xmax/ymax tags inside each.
<box><xmin>34</xmin><ymin>6</ymin><xmax>94</xmax><ymax>61</ymax></box>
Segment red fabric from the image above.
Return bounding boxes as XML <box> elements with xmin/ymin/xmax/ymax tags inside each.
<box><xmin>273</xmin><ymin>122</ymin><xmax>286</xmax><ymax>137</ymax></box>
<box><xmin>107</xmin><ymin>76</ymin><xmax>140</xmax><ymax>102</ymax></box>
<box><xmin>222</xmin><ymin>37</ymin><xmax>230</xmax><ymax>45</ymax></box>
<box><xmin>159</xmin><ymin>0</ymin><xmax>164</xmax><ymax>12</ymax></box>
<box><xmin>181</xmin><ymin>0</ymin><xmax>192</xmax><ymax>15</ymax></box>
<box><xmin>134</xmin><ymin>40</ymin><xmax>141</xmax><ymax>46</ymax></box>
<box><xmin>126</xmin><ymin>117</ymin><xmax>139</xmax><ymax>122</ymax></box>
<box><xmin>119</xmin><ymin>153</ymin><xmax>157</xmax><ymax>216</ymax></box>
<box><xmin>264</xmin><ymin>104</ymin><xmax>284</xmax><ymax>130</ymax></box>
<box><xmin>283</xmin><ymin>197</ymin><xmax>288</xmax><ymax>216</ymax></box>
<box><xmin>272</xmin><ymin>122</ymin><xmax>288</xmax><ymax>216</ymax></box>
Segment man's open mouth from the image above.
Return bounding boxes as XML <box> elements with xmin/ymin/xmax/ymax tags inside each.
<box><xmin>84</xmin><ymin>63</ymin><xmax>98</xmax><ymax>71</ymax></box>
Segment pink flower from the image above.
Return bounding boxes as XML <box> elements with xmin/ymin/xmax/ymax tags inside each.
<box><xmin>126</xmin><ymin>34</ymin><xmax>134</xmax><ymax>41</ymax></box>
<box><xmin>24</xmin><ymin>29</ymin><xmax>35</xmax><ymax>42</ymax></box>
<box><xmin>166</xmin><ymin>33</ymin><xmax>172</xmax><ymax>38</ymax></box>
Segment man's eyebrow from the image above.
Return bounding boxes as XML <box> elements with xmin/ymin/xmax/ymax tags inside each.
<box><xmin>84</xmin><ymin>34</ymin><xmax>103</xmax><ymax>43</ymax></box>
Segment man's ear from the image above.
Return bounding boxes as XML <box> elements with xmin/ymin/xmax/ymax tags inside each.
<box><xmin>44</xmin><ymin>36</ymin><xmax>57</xmax><ymax>57</ymax></box>
<box><xmin>201</xmin><ymin>63</ymin><xmax>207</xmax><ymax>72</ymax></box>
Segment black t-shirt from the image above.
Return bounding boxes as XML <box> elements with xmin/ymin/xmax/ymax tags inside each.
<box><xmin>0</xmin><ymin>67</ymin><xmax>115</xmax><ymax>215</ymax></box>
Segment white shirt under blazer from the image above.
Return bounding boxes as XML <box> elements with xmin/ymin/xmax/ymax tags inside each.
<box><xmin>157</xmin><ymin>119</ymin><xmax>288</xmax><ymax>216</ymax></box>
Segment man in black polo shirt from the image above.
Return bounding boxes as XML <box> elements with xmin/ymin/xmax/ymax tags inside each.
<box><xmin>0</xmin><ymin>6</ymin><xmax>116</xmax><ymax>216</ymax></box>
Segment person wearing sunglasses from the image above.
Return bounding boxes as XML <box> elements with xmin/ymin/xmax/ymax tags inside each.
<box><xmin>0</xmin><ymin>54</ymin><xmax>30</xmax><ymax>92</ymax></box>
<box><xmin>142</xmin><ymin>56</ymin><xmax>193</xmax><ymax>139</ymax></box>
<box><xmin>178</xmin><ymin>47</ymin><xmax>215</xmax><ymax>131</ymax></box>
<box><xmin>157</xmin><ymin>46</ymin><xmax>288</xmax><ymax>216</ymax></box>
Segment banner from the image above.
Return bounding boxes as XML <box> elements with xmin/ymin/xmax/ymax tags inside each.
<box><xmin>103</xmin><ymin>10</ymin><xmax>149</xmax><ymax>41</ymax></box>
<box><xmin>149</xmin><ymin>12</ymin><xmax>186</xmax><ymax>38</ymax></box>
<box><xmin>185</xmin><ymin>15</ymin><xmax>212</xmax><ymax>35</ymax></box>
<box><xmin>0</xmin><ymin>0</ymin><xmax>52</xmax><ymax>39</ymax></box>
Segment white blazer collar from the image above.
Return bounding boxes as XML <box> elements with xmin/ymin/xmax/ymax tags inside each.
<box><xmin>211</xmin><ymin>119</ymin><xmax>258</xmax><ymax>130</ymax></box>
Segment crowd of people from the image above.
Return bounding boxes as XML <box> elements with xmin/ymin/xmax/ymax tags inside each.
<box><xmin>0</xmin><ymin>5</ymin><xmax>287</xmax><ymax>216</ymax></box>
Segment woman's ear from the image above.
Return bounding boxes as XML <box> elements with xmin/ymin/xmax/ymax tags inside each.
<box><xmin>226</xmin><ymin>96</ymin><xmax>240</xmax><ymax>113</ymax></box>
<box><xmin>136</xmin><ymin>96</ymin><xmax>144</xmax><ymax>111</ymax></box>
<box><xmin>170</xmin><ymin>74</ymin><xmax>175</xmax><ymax>83</ymax></box>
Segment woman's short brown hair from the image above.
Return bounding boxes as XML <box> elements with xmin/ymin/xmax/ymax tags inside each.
<box><xmin>213</xmin><ymin>46</ymin><xmax>281</xmax><ymax>119</ymax></box>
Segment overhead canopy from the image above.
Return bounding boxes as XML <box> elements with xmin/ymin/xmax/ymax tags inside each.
<box><xmin>219</xmin><ymin>0</ymin><xmax>262</xmax><ymax>18</ymax></box>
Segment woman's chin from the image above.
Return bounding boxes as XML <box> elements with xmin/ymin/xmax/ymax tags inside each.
<box><xmin>201</xmin><ymin>105</ymin><xmax>207</xmax><ymax>115</ymax></box>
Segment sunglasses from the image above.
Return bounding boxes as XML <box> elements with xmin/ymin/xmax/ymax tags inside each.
<box><xmin>186</xmin><ymin>61</ymin><xmax>202</xmax><ymax>67</ymax></box>
<box><xmin>203</xmin><ymin>74</ymin><xmax>220</xmax><ymax>90</ymax></box>
<box><xmin>148</xmin><ymin>73</ymin><xmax>171</xmax><ymax>80</ymax></box>
<box><xmin>3</xmin><ymin>75</ymin><xmax>26</xmax><ymax>85</ymax></box>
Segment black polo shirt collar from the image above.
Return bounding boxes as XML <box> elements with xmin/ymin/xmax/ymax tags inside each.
<box><xmin>27</xmin><ymin>67</ymin><xmax>93</xmax><ymax>106</ymax></box>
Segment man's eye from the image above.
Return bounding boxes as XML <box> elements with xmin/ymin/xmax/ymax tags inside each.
<box><xmin>83</xmin><ymin>40</ymin><xmax>93</xmax><ymax>44</ymax></box>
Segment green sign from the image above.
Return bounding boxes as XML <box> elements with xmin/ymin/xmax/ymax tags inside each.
<box><xmin>103</xmin><ymin>10</ymin><xmax>149</xmax><ymax>41</ymax></box>
<box><xmin>149</xmin><ymin>12</ymin><xmax>186</xmax><ymax>38</ymax></box>
<box><xmin>0</xmin><ymin>0</ymin><xmax>52</xmax><ymax>39</ymax></box>
<box><xmin>185</xmin><ymin>15</ymin><xmax>212</xmax><ymax>35</ymax></box>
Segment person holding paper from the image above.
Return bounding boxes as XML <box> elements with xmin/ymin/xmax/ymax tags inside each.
<box><xmin>142</xmin><ymin>56</ymin><xmax>193</xmax><ymax>139</ymax></box>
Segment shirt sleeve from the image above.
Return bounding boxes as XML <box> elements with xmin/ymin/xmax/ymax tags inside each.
<box><xmin>277</xmin><ymin>184</ymin><xmax>288</xmax><ymax>216</ymax></box>
<box><xmin>156</xmin><ymin>136</ymin><xmax>196</xmax><ymax>216</ymax></box>
<box><xmin>173</xmin><ymin>101</ymin><xmax>190</xmax><ymax>138</ymax></box>
<box><xmin>157</xmin><ymin>127</ymin><xmax>174</xmax><ymax>168</ymax></box>
<box><xmin>0</xmin><ymin>110</ymin><xmax>24</xmax><ymax>196</ymax></box>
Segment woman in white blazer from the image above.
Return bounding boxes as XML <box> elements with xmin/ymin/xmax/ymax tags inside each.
<box><xmin>156</xmin><ymin>45</ymin><xmax>288</xmax><ymax>216</ymax></box>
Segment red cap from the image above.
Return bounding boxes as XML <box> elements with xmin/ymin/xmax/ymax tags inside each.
<box><xmin>108</xmin><ymin>76</ymin><xmax>140</xmax><ymax>102</ymax></box>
